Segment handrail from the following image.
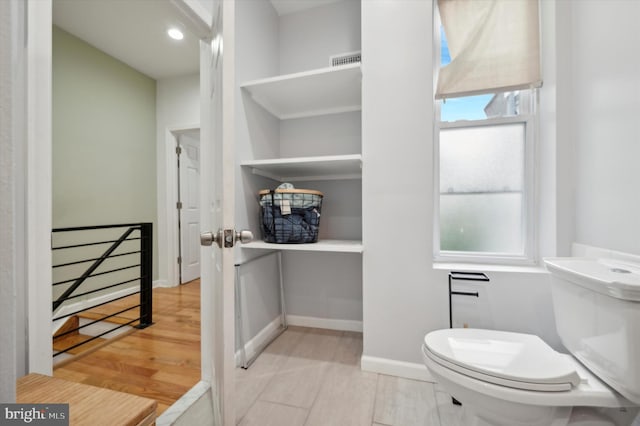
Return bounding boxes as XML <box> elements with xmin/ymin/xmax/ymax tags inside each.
<box><xmin>52</xmin><ymin>223</ymin><xmax>153</xmax><ymax>358</ymax></box>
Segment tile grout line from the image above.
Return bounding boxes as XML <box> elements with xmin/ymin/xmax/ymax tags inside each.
<box><xmin>237</xmin><ymin>328</ymin><xmax>307</xmax><ymax>425</ymax></box>
<box><xmin>302</xmin><ymin>330</ymin><xmax>345</xmax><ymax>426</ymax></box>
<box><xmin>430</xmin><ymin>383</ymin><xmax>443</xmax><ymax>426</ymax></box>
<box><xmin>370</xmin><ymin>371</ymin><xmax>382</xmax><ymax>425</ymax></box>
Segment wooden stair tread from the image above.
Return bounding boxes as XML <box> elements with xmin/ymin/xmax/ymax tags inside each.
<box><xmin>77</xmin><ymin>310</ymin><xmax>140</xmax><ymax>325</ymax></box>
<box><xmin>54</xmin><ymin>334</ymin><xmax>108</xmax><ymax>354</ymax></box>
<box><xmin>18</xmin><ymin>373</ymin><xmax>156</xmax><ymax>426</ymax></box>
<box><xmin>54</xmin><ymin>316</ymin><xmax>79</xmax><ymax>338</ymax></box>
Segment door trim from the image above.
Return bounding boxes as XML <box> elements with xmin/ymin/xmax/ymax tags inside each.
<box><xmin>159</xmin><ymin>124</ymin><xmax>200</xmax><ymax>288</ymax></box>
<box><xmin>26</xmin><ymin>0</ymin><xmax>54</xmax><ymax>376</ymax></box>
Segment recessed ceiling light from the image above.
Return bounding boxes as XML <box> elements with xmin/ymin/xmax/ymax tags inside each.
<box><xmin>168</xmin><ymin>28</ymin><xmax>184</xmax><ymax>40</ymax></box>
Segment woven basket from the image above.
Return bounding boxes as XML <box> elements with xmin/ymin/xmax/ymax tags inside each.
<box><xmin>259</xmin><ymin>188</ymin><xmax>323</xmax><ymax>243</ymax></box>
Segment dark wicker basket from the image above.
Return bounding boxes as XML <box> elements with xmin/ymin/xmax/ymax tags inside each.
<box><xmin>259</xmin><ymin>188</ymin><xmax>323</xmax><ymax>243</ymax></box>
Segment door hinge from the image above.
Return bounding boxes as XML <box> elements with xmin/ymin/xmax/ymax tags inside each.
<box><xmin>177</xmin><ymin>256</ymin><xmax>182</xmax><ymax>265</ymax></box>
<box><xmin>176</xmin><ymin>201</ymin><xmax>182</xmax><ymax>209</ymax></box>
<box><xmin>176</xmin><ymin>146</ymin><xmax>182</xmax><ymax>155</ymax></box>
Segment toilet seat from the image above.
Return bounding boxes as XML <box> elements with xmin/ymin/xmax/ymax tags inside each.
<box><xmin>424</xmin><ymin>328</ymin><xmax>581</xmax><ymax>392</ymax></box>
<box><xmin>423</xmin><ymin>328</ymin><xmax>633</xmax><ymax>408</ymax></box>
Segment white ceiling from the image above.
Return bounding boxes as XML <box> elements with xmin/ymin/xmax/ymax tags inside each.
<box><xmin>53</xmin><ymin>0</ymin><xmax>200</xmax><ymax>80</ymax></box>
<box><xmin>270</xmin><ymin>0</ymin><xmax>341</xmax><ymax>16</ymax></box>
<box><xmin>52</xmin><ymin>0</ymin><xmax>343</xmax><ymax>80</ymax></box>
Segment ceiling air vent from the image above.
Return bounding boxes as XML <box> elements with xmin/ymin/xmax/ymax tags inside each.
<box><xmin>330</xmin><ymin>51</ymin><xmax>361</xmax><ymax>67</ymax></box>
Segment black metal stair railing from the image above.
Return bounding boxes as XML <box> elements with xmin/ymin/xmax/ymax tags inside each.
<box><xmin>51</xmin><ymin>223</ymin><xmax>153</xmax><ymax>357</ymax></box>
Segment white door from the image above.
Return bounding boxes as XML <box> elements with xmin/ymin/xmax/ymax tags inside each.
<box><xmin>178</xmin><ymin>132</ymin><xmax>201</xmax><ymax>283</ymax></box>
<box><xmin>199</xmin><ymin>1</ymin><xmax>251</xmax><ymax>425</ymax></box>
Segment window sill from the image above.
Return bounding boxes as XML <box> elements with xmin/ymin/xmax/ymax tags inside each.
<box><xmin>432</xmin><ymin>262</ymin><xmax>548</xmax><ymax>274</ymax></box>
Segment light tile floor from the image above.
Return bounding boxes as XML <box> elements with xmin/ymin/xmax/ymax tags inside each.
<box><xmin>235</xmin><ymin>326</ymin><xmax>462</xmax><ymax>426</ymax></box>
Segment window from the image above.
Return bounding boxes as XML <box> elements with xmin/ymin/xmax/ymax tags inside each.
<box><xmin>434</xmin><ymin>4</ymin><xmax>538</xmax><ymax>264</ymax></box>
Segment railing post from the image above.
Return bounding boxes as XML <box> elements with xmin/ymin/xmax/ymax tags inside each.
<box><xmin>138</xmin><ymin>222</ymin><xmax>153</xmax><ymax>328</ymax></box>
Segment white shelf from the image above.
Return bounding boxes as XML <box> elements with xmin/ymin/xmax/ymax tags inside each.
<box><xmin>240</xmin><ymin>64</ymin><xmax>362</xmax><ymax>120</ymax></box>
<box><xmin>241</xmin><ymin>154</ymin><xmax>362</xmax><ymax>182</ymax></box>
<box><xmin>242</xmin><ymin>239</ymin><xmax>363</xmax><ymax>253</ymax></box>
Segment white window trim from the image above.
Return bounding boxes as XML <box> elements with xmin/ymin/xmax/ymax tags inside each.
<box><xmin>433</xmin><ymin>112</ymin><xmax>538</xmax><ymax>266</ymax></box>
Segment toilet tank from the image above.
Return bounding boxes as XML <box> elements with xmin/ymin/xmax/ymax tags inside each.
<box><xmin>544</xmin><ymin>258</ymin><xmax>640</xmax><ymax>405</ymax></box>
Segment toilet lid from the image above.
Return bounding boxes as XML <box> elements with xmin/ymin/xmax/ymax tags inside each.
<box><xmin>424</xmin><ymin>329</ymin><xmax>582</xmax><ymax>392</ymax></box>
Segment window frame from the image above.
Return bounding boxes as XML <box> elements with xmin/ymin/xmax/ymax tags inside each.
<box><xmin>433</xmin><ymin>114</ymin><xmax>537</xmax><ymax>265</ymax></box>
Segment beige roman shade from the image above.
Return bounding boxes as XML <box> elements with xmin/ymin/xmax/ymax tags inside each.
<box><xmin>436</xmin><ymin>0</ymin><xmax>542</xmax><ymax>99</ymax></box>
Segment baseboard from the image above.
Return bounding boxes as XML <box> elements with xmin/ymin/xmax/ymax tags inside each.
<box><xmin>361</xmin><ymin>355</ymin><xmax>435</xmax><ymax>383</ymax></box>
<box><xmin>234</xmin><ymin>316</ymin><xmax>283</xmax><ymax>366</ymax></box>
<box><xmin>52</xmin><ymin>286</ymin><xmax>140</xmax><ymax>335</ymax></box>
<box><xmin>153</xmin><ymin>279</ymin><xmax>170</xmax><ymax>288</ymax></box>
<box><xmin>286</xmin><ymin>315</ymin><xmax>363</xmax><ymax>332</ymax></box>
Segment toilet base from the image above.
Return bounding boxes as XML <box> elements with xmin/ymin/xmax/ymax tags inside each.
<box><xmin>430</xmin><ymin>360</ymin><xmax>639</xmax><ymax>426</ymax></box>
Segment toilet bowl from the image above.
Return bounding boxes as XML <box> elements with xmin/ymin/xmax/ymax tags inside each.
<box><xmin>423</xmin><ymin>257</ymin><xmax>640</xmax><ymax>426</ymax></box>
<box><xmin>422</xmin><ymin>328</ymin><xmax>638</xmax><ymax>426</ymax></box>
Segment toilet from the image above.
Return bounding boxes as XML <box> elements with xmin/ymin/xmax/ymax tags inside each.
<box><xmin>422</xmin><ymin>257</ymin><xmax>640</xmax><ymax>426</ymax></box>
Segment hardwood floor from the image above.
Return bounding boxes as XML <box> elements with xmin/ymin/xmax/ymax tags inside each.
<box><xmin>54</xmin><ymin>280</ymin><xmax>201</xmax><ymax>415</ymax></box>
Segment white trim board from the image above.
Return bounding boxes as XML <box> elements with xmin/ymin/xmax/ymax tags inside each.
<box><xmin>234</xmin><ymin>316</ymin><xmax>282</xmax><ymax>366</ymax></box>
<box><xmin>157</xmin><ymin>380</ymin><xmax>211</xmax><ymax>426</ymax></box>
<box><xmin>153</xmin><ymin>279</ymin><xmax>171</xmax><ymax>288</ymax></box>
<box><xmin>286</xmin><ymin>315</ymin><xmax>363</xmax><ymax>332</ymax></box>
<box><xmin>27</xmin><ymin>0</ymin><xmax>53</xmax><ymax>375</ymax></box>
<box><xmin>361</xmin><ymin>355</ymin><xmax>435</xmax><ymax>383</ymax></box>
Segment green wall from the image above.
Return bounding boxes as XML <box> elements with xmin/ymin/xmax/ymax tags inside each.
<box><xmin>53</xmin><ymin>26</ymin><xmax>158</xmax><ymax>280</ymax></box>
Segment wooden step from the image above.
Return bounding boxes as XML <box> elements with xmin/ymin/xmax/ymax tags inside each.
<box><xmin>76</xmin><ymin>296</ymin><xmax>141</xmax><ymax>326</ymax></box>
<box><xmin>77</xmin><ymin>310</ymin><xmax>141</xmax><ymax>326</ymax></box>
<box><xmin>54</xmin><ymin>333</ymin><xmax>108</xmax><ymax>355</ymax></box>
<box><xmin>54</xmin><ymin>315</ymin><xmax>79</xmax><ymax>338</ymax></box>
<box><xmin>18</xmin><ymin>373</ymin><xmax>156</xmax><ymax>426</ymax></box>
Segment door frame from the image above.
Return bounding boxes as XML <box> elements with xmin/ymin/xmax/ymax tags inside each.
<box><xmin>23</xmin><ymin>0</ymin><xmax>54</xmax><ymax>377</ymax></box>
<box><xmin>175</xmin><ymin>128</ymin><xmax>202</xmax><ymax>284</ymax></box>
<box><xmin>1</xmin><ymin>0</ymin><xmax>53</xmax><ymax>393</ymax></box>
<box><xmin>160</xmin><ymin>124</ymin><xmax>200</xmax><ymax>287</ymax></box>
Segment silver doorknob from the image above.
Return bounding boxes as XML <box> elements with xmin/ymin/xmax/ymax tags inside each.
<box><xmin>201</xmin><ymin>229</ymin><xmax>253</xmax><ymax>248</ymax></box>
<box><xmin>235</xmin><ymin>230</ymin><xmax>253</xmax><ymax>244</ymax></box>
<box><xmin>200</xmin><ymin>231</ymin><xmax>221</xmax><ymax>247</ymax></box>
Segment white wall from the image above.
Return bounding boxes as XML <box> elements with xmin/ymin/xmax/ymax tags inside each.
<box><xmin>448</xmin><ymin>271</ymin><xmax>562</xmax><ymax>350</ymax></box>
<box><xmin>235</xmin><ymin>0</ymin><xmax>280</xmax><ymax>253</ymax></box>
<box><xmin>234</xmin><ymin>0</ymin><xmax>281</xmax><ymax>349</ymax></box>
<box><xmin>571</xmin><ymin>0</ymin><xmax>640</xmax><ymax>256</ymax></box>
<box><xmin>538</xmin><ymin>0</ymin><xmax>574</xmax><ymax>259</ymax></box>
<box><xmin>360</xmin><ymin>1</ymin><xmax>569</xmax><ymax>374</ymax></box>
<box><xmin>362</xmin><ymin>0</ymin><xmax>449</xmax><ymax>367</ymax></box>
<box><xmin>279</xmin><ymin>111</ymin><xmax>361</xmax><ymax>157</ymax></box>
<box><xmin>53</xmin><ymin>26</ymin><xmax>159</xmax><ymax>295</ymax></box>
<box><xmin>279</xmin><ymin>0</ymin><xmax>361</xmax><ymax>74</ymax></box>
<box><xmin>156</xmin><ymin>73</ymin><xmax>200</xmax><ymax>286</ymax></box>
